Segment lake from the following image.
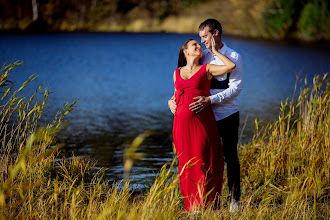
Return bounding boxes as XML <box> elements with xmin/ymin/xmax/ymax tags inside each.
<box><xmin>1</xmin><ymin>32</ymin><xmax>329</xmax><ymax>188</ymax></box>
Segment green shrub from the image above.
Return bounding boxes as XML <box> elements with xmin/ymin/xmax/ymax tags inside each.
<box><xmin>299</xmin><ymin>1</ymin><xmax>328</xmax><ymax>37</ymax></box>
<box><xmin>265</xmin><ymin>0</ymin><xmax>297</xmax><ymax>37</ymax></box>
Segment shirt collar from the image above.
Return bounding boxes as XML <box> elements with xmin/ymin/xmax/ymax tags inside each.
<box><xmin>220</xmin><ymin>42</ymin><xmax>228</xmax><ymax>54</ymax></box>
<box><xmin>205</xmin><ymin>42</ymin><xmax>227</xmax><ymax>55</ymax></box>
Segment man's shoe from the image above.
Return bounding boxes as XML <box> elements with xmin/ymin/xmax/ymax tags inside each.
<box><xmin>229</xmin><ymin>199</ymin><xmax>239</xmax><ymax>213</ymax></box>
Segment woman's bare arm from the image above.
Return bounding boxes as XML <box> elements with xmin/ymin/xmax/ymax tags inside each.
<box><xmin>207</xmin><ymin>36</ymin><xmax>236</xmax><ymax>79</ymax></box>
<box><xmin>168</xmin><ymin>71</ymin><xmax>177</xmax><ymax>114</ymax></box>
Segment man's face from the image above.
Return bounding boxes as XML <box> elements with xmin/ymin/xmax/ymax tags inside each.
<box><xmin>199</xmin><ymin>26</ymin><xmax>213</xmax><ymax>49</ymax></box>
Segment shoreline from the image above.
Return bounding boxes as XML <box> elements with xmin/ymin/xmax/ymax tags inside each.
<box><xmin>1</xmin><ymin>28</ymin><xmax>329</xmax><ymax>47</ymax></box>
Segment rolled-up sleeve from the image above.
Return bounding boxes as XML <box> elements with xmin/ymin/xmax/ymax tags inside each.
<box><xmin>210</xmin><ymin>53</ymin><xmax>243</xmax><ymax>104</ymax></box>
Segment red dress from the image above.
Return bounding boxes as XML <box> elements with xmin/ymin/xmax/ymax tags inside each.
<box><xmin>173</xmin><ymin>64</ymin><xmax>224</xmax><ymax>211</ymax></box>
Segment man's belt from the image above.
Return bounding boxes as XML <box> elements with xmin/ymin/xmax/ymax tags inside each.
<box><xmin>210</xmin><ymin>72</ymin><xmax>230</xmax><ymax>89</ymax></box>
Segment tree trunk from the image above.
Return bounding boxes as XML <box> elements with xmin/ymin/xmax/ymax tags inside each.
<box><xmin>32</xmin><ymin>0</ymin><xmax>38</xmax><ymax>21</ymax></box>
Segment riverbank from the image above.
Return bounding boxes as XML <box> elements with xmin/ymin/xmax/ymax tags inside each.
<box><xmin>1</xmin><ymin>0</ymin><xmax>329</xmax><ymax>42</ymax></box>
<box><xmin>1</xmin><ymin>61</ymin><xmax>329</xmax><ymax>219</ymax></box>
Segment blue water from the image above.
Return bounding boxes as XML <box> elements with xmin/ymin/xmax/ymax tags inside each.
<box><xmin>1</xmin><ymin>32</ymin><xmax>329</xmax><ymax>187</ymax></box>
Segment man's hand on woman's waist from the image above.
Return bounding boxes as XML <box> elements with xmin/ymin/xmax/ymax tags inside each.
<box><xmin>189</xmin><ymin>96</ymin><xmax>211</xmax><ymax>113</ymax></box>
<box><xmin>168</xmin><ymin>96</ymin><xmax>176</xmax><ymax>115</ymax></box>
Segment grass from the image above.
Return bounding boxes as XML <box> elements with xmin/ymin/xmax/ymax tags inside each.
<box><xmin>238</xmin><ymin>74</ymin><xmax>330</xmax><ymax>219</ymax></box>
<box><xmin>0</xmin><ymin>61</ymin><xmax>329</xmax><ymax>219</ymax></box>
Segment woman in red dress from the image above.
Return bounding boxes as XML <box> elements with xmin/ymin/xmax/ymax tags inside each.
<box><xmin>172</xmin><ymin>38</ymin><xmax>236</xmax><ymax>211</ymax></box>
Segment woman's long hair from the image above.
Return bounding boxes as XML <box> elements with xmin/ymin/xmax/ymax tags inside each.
<box><xmin>177</xmin><ymin>39</ymin><xmax>194</xmax><ymax>68</ymax></box>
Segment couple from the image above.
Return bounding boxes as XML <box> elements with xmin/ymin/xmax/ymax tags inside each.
<box><xmin>169</xmin><ymin>19</ymin><xmax>243</xmax><ymax>212</ymax></box>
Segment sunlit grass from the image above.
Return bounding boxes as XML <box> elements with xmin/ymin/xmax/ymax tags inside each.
<box><xmin>238</xmin><ymin>73</ymin><xmax>330</xmax><ymax>219</ymax></box>
<box><xmin>0</xmin><ymin>61</ymin><xmax>329</xmax><ymax>219</ymax></box>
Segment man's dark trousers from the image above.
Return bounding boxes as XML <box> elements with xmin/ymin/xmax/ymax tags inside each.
<box><xmin>216</xmin><ymin>111</ymin><xmax>240</xmax><ymax>201</ymax></box>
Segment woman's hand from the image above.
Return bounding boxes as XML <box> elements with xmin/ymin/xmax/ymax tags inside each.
<box><xmin>206</xmin><ymin>36</ymin><xmax>236</xmax><ymax>78</ymax></box>
<box><xmin>211</xmin><ymin>35</ymin><xmax>217</xmax><ymax>54</ymax></box>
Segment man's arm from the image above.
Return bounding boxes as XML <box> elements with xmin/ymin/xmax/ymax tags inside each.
<box><xmin>209</xmin><ymin>53</ymin><xmax>243</xmax><ymax>104</ymax></box>
<box><xmin>168</xmin><ymin>95</ymin><xmax>176</xmax><ymax>115</ymax></box>
<box><xmin>189</xmin><ymin>52</ymin><xmax>243</xmax><ymax>113</ymax></box>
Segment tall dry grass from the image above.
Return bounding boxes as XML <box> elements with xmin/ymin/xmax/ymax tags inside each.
<box><xmin>0</xmin><ymin>61</ymin><xmax>329</xmax><ymax>219</ymax></box>
<box><xmin>237</xmin><ymin>73</ymin><xmax>330</xmax><ymax>219</ymax></box>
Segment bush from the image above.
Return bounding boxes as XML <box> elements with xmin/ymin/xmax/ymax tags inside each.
<box><xmin>265</xmin><ymin>0</ymin><xmax>297</xmax><ymax>37</ymax></box>
<box><xmin>299</xmin><ymin>1</ymin><xmax>328</xmax><ymax>37</ymax></box>
<box><xmin>265</xmin><ymin>0</ymin><xmax>329</xmax><ymax>40</ymax></box>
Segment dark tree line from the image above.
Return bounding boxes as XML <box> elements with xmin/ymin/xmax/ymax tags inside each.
<box><xmin>0</xmin><ymin>0</ymin><xmax>328</xmax><ymax>40</ymax></box>
<box><xmin>0</xmin><ymin>0</ymin><xmax>201</xmax><ymax>30</ymax></box>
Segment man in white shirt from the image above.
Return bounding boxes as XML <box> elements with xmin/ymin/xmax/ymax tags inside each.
<box><xmin>168</xmin><ymin>19</ymin><xmax>243</xmax><ymax>212</ymax></box>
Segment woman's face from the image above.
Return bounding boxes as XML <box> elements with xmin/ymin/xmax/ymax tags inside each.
<box><xmin>185</xmin><ymin>40</ymin><xmax>203</xmax><ymax>58</ymax></box>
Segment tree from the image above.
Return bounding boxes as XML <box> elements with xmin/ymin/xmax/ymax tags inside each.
<box><xmin>32</xmin><ymin>0</ymin><xmax>38</xmax><ymax>21</ymax></box>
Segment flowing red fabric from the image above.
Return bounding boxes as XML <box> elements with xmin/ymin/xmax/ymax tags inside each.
<box><xmin>173</xmin><ymin>64</ymin><xmax>224</xmax><ymax>211</ymax></box>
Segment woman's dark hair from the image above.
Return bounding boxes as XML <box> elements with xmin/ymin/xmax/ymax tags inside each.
<box><xmin>177</xmin><ymin>39</ymin><xmax>194</xmax><ymax>68</ymax></box>
<box><xmin>198</xmin><ymin>18</ymin><xmax>222</xmax><ymax>38</ymax></box>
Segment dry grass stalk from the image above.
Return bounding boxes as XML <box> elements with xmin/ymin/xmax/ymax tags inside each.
<box><xmin>0</xmin><ymin>62</ymin><xmax>328</xmax><ymax>219</ymax></box>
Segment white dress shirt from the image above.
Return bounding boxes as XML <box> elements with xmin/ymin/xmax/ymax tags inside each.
<box><xmin>200</xmin><ymin>42</ymin><xmax>243</xmax><ymax>121</ymax></box>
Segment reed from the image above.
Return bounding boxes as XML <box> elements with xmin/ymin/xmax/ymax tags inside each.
<box><xmin>238</xmin><ymin>73</ymin><xmax>330</xmax><ymax>219</ymax></box>
<box><xmin>0</xmin><ymin>61</ymin><xmax>329</xmax><ymax>219</ymax></box>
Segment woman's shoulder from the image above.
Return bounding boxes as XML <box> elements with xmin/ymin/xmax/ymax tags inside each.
<box><xmin>199</xmin><ymin>64</ymin><xmax>208</xmax><ymax>77</ymax></box>
<box><xmin>174</xmin><ymin>67</ymin><xmax>182</xmax><ymax>73</ymax></box>
<box><xmin>202</xmin><ymin>63</ymin><xmax>208</xmax><ymax>71</ymax></box>
<box><xmin>174</xmin><ymin>67</ymin><xmax>182</xmax><ymax>78</ymax></box>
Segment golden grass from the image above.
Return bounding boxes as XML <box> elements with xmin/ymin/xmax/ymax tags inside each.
<box><xmin>91</xmin><ymin>0</ymin><xmax>273</xmax><ymax>38</ymax></box>
<box><xmin>0</xmin><ymin>61</ymin><xmax>329</xmax><ymax>219</ymax></box>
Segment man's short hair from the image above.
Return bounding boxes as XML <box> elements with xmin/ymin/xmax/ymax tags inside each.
<box><xmin>199</xmin><ymin>19</ymin><xmax>222</xmax><ymax>38</ymax></box>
